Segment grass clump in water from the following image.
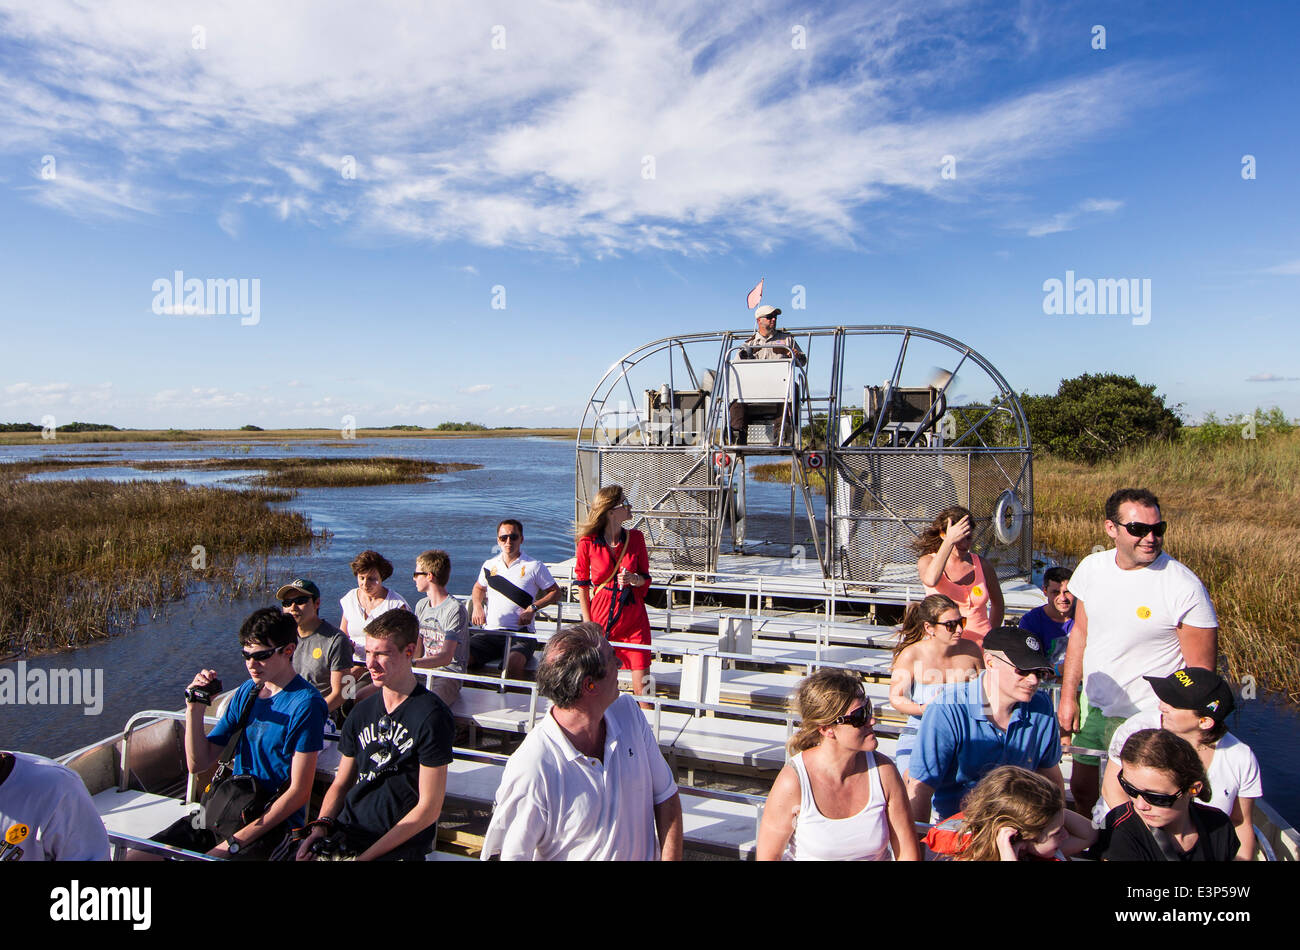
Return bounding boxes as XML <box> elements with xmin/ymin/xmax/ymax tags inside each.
<box><xmin>0</xmin><ymin>477</ymin><xmax>325</xmax><ymax>655</ymax></box>
<box><xmin>132</xmin><ymin>456</ymin><xmax>480</xmax><ymax>487</ymax></box>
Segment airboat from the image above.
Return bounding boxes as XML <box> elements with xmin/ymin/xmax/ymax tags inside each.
<box><xmin>53</xmin><ymin>324</ymin><xmax>1299</xmax><ymax>861</ymax></box>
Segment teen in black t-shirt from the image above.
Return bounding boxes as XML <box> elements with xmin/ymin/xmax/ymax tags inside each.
<box><xmin>298</xmin><ymin>610</ymin><xmax>453</xmax><ymax>861</ymax></box>
<box><xmin>1096</xmin><ymin>800</ymin><xmax>1239</xmax><ymax>861</ymax></box>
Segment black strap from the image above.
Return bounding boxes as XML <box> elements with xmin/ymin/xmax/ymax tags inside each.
<box><xmin>207</xmin><ymin>685</ymin><xmax>260</xmax><ymax>790</ymax></box>
<box><xmin>483</xmin><ymin>566</ymin><xmax>534</xmax><ymax>610</ymax></box>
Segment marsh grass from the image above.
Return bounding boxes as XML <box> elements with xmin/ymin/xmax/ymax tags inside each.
<box><xmin>1035</xmin><ymin>429</ymin><xmax>1300</xmax><ymax>700</ymax></box>
<box><xmin>0</xmin><ymin>477</ymin><xmax>325</xmax><ymax>655</ymax></box>
<box><xmin>132</xmin><ymin>456</ymin><xmax>480</xmax><ymax>487</ymax></box>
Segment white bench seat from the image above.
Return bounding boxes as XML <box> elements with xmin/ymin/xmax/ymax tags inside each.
<box><xmin>92</xmin><ymin>788</ymin><xmax>195</xmax><ymax>840</ymax></box>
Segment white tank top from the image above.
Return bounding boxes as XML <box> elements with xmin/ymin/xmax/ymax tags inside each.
<box><xmin>783</xmin><ymin>750</ymin><xmax>891</xmax><ymax>861</ymax></box>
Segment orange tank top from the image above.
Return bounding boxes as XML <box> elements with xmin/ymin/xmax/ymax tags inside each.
<box><xmin>926</xmin><ymin>555</ymin><xmax>992</xmax><ymax>646</ymax></box>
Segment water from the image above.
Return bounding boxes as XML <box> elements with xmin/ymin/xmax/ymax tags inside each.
<box><xmin>3</xmin><ymin>436</ymin><xmax>1298</xmax><ymax>827</ymax></box>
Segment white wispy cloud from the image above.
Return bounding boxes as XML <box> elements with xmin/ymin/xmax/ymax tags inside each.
<box><xmin>460</xmin><ymin>384</ymin><xmax>492</xmax><ymax>394</ymax></box>
<box><xmin>0</xmin><ymin>1</ymin><xmax>1185</xmax><ymax>252</ymax></box>
<box><xmin>1026</xmin><ymin>197</ymin><xmax>1125</xmax><ymax>237</ymax></box>
<box><xmin>1246</xmin><ymin>373</ymin><xmax>1300</xmax><ymax>382</ymax></box>
<box><xmin>1259</xmin><ymin>259</ymin><xmax>1300</xmax><ymax>276</ymax></box>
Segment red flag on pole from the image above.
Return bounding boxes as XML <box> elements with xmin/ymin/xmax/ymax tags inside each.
<box><xmin>746</xmin><ymin>278</ymin><xmax>764</xmax><ymax>310</ymax></box>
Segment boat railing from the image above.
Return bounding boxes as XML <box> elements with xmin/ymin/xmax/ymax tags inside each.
<box><xmin>107</xmin><ymin>830</ymin><xmax>219</xmax><ymax>862</ymax></box>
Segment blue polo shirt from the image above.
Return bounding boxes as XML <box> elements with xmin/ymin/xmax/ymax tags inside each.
<box><xmin>1018</xmin><ymin>606</ymin><xmax>1073</xmax><ymax>646</ymax></box>
<box><xmin>910</xmin><ymin>673</ymin><xmax>1062</xmax><ymax>819</ymax></box>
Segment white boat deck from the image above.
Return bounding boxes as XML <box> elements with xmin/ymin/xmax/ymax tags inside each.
<box><xmin>547</xmin><ymin>553</ymin><xmax>1046</xmax><ymax>614</ymax></box>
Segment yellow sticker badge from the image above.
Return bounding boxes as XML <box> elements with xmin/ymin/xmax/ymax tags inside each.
<box><xmin>5</xmin><ymin>823</ymin><xmax>28</xmax><ymax>845</ymax></box>
<box><xmin>312</xmin><ymin>647</ymin><xmax>323</xmax><ymax>660</ymax></box>
<box><xmin>520</xmin><ymin>566</ymin><xmax>525</xmax><ymax>578</ymax></box>
<box><xmin>1137</xmin><ymin>606</ymin><xmax>1152</xmax><ymax>620</ymax></box>
<box><xmin>971</xmin><ymin>585</ymin><xmax>983</xmax><ymax>599</ymax></box>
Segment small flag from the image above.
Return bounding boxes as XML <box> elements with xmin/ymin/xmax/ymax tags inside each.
<box><xmin>746</xmin><ymin>278</ymin><xmax>764</xmax><ymax>310</ymax></box>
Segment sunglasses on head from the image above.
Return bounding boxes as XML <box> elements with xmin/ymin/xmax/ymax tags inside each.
<box><xmin>1117</xmin><ymin>771</ymin><xmax>1186</xmax><ymax>808</ymax></box>
<box><xmin>1118</xmin><ymin>520</ymin><xmax>1167</xmax><ymax>539</ymax></box>
<box><xmin>281</xmin><ymin>595</ymin><xmax>311</xmax><ymax>607</ymax></box>
<box><xmin>498</xmin><ymin>533</ymin><xmax>520</xmax><ymax>542</ymax></box>
<box><xmin>242</xmin><ymin>645</ymin><xmax>289</xmax><ymax>663</ymax></box>
<box><xmin>832</xmin><ymin>702</ymin><xmax>873</xmax><ymax>728</ymax></box>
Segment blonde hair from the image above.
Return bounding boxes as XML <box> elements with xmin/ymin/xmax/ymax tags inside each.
<box><xmin>892</xmin><ymin>594</ymin><xmax>960</xmax><ymax>661</ymax></box>
<box><xmin>954</xmin><ymin>766</ymin><xmax>1062</xmax><ymax>861</ymax></box>
<box><xmin>788</xmin><ymin>669</ymin><xmax>866</xmax><ymax>755</ymax></box>
<box><xmin>577</xmin><ymin>485</ymin><xmax>627</xmax><ymax>540</ymax></box>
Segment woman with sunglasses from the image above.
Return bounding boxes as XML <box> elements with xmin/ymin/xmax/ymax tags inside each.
<box><xmin>1096</xmin><ymin>729</ymin><xmax>1239</xmax><ymax>861</ymax></box>
<box><xmin>756</xmin><ymin>669</ymin><xmax>919</xmax><ymax>861</ymax></box>
<box><xmin>575</xmin><ymin>485</ymin><xmax>653</xmax><ymax>703</ymax></box>
<box><xmin>915</xmin><ymin>505</ymin><xmax>1004</xmax><ymax>647</ymax></box>
<box><xmin>888</xmin><ymin>594</ymin><xmax>984</xmax><ymax>781</ymax></box>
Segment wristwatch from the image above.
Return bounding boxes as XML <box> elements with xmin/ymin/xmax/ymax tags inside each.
<box><xmin>225</xmin><ymin>836</ymin><xmax>242</xmax><ymax>856</ymax></box>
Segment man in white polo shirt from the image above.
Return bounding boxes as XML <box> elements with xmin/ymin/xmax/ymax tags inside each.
<box><xmin>470</xmin><ymin>518</ymin><xmax>560</xmax><ymax>679</ymax></box>
<box><xmin>481</xmin><ymin>622</ymin><xmax>683</xmax><ymax>861</ymax></box>
<box><xmin>1058</xmin><ymin>487</ymin><xmax>1218</xmax><ymax>816</ymax></box>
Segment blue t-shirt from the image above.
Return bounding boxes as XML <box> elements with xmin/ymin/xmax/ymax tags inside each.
<box><xmin>207</xmin><ymin>676</ymin><xmax>328</xmax><ymax>824</ymax></box>
<box><xmin>1018</xmin><ymin>606</ymin><xmax>1073</xmax><ymax>646</ymax></box>
<box><xmin>910</xmin><ymin>673</ymin><xmax>1062</xmax><ymax>819</ymax></box>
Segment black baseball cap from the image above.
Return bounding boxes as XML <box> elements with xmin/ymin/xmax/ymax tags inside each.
<box><xmin>983</xmin><ymin>626</ymin><xmax>1052</xmax><ymax>672</ymax></box>
<box><xmin>1143</xmin><ymin>667</ymin><xmax>1236</xmax><ymax>724</ymax></box>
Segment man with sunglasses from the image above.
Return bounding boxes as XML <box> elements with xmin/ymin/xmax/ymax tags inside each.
<box><xmin>280</xmin><ymin>578</ymin><xmax>350</xmax><ymax>715</ymax></box>
<box><xmin>157</xmin><ymin>608</ymin><xmax>327</xmax><ymax>857</ymax></box>
<box><xmin>1058</xmin><ymin>488</ymin><xmax>1218</xmax><ymax>816</ymax></box>
<box><xmin>909</xmin><ymin>627</ymin><xmax>1063</xmax><ymax>822</ymax></box>
<box><xmin>470</xmin><ymin>519</ymin><xmax>560</xmax><ymax>679</ymax></box>
<box><xmin>728</xmin><ymin>304</ymin><xmax>807</xmax><ymax>445</ymax></box>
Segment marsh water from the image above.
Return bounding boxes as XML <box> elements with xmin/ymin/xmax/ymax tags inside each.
<box><xmin>3</xmin><ymin>436</ymin><xmax>1297</xmax><ymax>825</ymax></box>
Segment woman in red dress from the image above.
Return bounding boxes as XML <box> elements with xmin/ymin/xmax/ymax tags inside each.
<box><xmin>575</xmin><ymin>485</ymin><xmax>652</xmax><ymax>702</ymax></box>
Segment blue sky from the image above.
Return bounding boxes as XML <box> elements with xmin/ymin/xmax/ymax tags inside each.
<box><xmin>1</xmin><ymin>0</ymin><xmax>1297</xmax><ymax>428</ymax></box>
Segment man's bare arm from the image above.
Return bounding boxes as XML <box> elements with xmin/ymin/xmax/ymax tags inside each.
<box><xmin>1176</xmin><ymin>624</ymin><xmax>1218</xmax><ymax>671</ymax></box>
<box><xmin>655</xmin><ymin>791</ymin><xmax>684</xmax><ymax>861</ymax></box>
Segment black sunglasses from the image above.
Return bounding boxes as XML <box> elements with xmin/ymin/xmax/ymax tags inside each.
<box><xmin>412</xmin><ymin>571</ymin><xmax>431</xmax><ymax>578</ymax></box>
<box><xmin>281</xmin><ymin>595</ymin><xmax>311</xmax><ymax>607</ymax></box>
<box><xmin>1117</xmin><ymin>520</ymin><xmax>1167</xmax><ymax>539</ymax></box>
<box><xmin>242</xmin><ymin>645</ymin><xmax>289</xmax><ymax>663</ymax></box>
<box><xmin>933</xmin><ymin>617</ymin><xmax>965</xmax><ymax>633</ymax></box>
<box><xmin>990</xmin><ymin>654</ymin><xmax>1055</xmax><ymax>682</ymax></box>
<box><xmin>1117</xmin><ymin>771</ymin><xmax>1186</xmax><ymax>808</ymax></box>
<box><xmin>498</xmin><ymin>533</ymin><xmax>521</xmax><ymax>542</ymax></box>
<box><xmin>832</xmin><ymin>702</ymin><xmax>873</xmax><ymax>728</ymax></box>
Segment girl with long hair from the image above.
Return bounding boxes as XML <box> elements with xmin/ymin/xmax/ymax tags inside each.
<box><xmin>888</xmin><ymin>594</ymin><xmax>984</xmax><ymax>781</ymax></box>
<box><xmin>914</xmin><ymin>505</ymin><xmax>1004</xmax><ymax>646</ymax></box>
<box><xmin>924</xmin><ymin>766</ymin><xmax>1096</xmax><ymax>861</ymax></box>
<box><xmin>575</xmin><ymin>485</ymin><xmax>652</xmax><ymax>702</ymax></box>
<box><xmin>756</xmin><ymin>669</ymin><xmax>918</xmax><ymax>861</ymax></box>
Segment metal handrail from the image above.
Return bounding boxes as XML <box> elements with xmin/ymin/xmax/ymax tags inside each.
<box><xmin>107</xmin><ymin>830</ymin><xmax>219</xmax><ymax>861</ymax></box>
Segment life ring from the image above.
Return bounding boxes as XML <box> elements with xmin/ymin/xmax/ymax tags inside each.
<box><xmin>714</xmin><ymin>451</ymin><xmax>733</xmax><ymax>471</ymax></box>
<box><xmin>993</xmin><ymin>490</ymin><xmax>1024</xmax><ymax>545</ymax></box>
<box><xmin>805</xmin><ymin>451</ymin><xmax>824</xmax><ymax>470</ymax></box>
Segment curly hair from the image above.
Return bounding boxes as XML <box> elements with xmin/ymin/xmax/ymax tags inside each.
<box><xmin>537</xmin><ymin>622</ymin><xmax>611</xmax><ymax>709</ymax></box>
<box><xmin>955</xmin><ymin>766</ymin><xmax>1063</xmax><ymax>861</ymax></box>
<box><xmin>912</xmin><ymin>506</ymin><xmax>973</xmax><ymax>557</ymax></box>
